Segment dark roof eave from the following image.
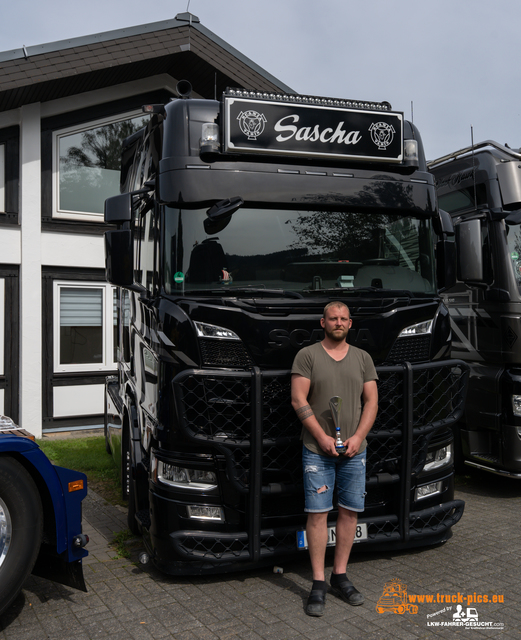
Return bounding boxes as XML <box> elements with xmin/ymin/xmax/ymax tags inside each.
<box><xmin>0</xmin><ymin>12</ymin><xmax>295</xmax><ymax>95</ymax></box>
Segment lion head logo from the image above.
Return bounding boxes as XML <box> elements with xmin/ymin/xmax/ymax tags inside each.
<box><xmin>369</xmin><ymin>122</ymin><xmax>396</xmax><ymax>151</ymax></box>
<box><xmin>237</xmin><ymin>110</ymin><xmax>267</xmax><ymax>141</ymax></box>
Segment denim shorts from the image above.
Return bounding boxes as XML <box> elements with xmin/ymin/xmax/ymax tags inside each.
<box><xmin>302</xmin><ymin>446</ymin><xmax>366</xmax><ymax>513</ymax></box>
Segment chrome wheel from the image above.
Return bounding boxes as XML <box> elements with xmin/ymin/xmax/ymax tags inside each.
<box><xmin>0</xmin><ymin>497</ymin><xmax>12</xmax><ymax>569</ymax></box>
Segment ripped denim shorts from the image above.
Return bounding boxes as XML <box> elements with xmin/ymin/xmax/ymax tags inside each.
<box><xmin>302</xmin><ymin>445</ymin><xmax>366</xmax><ymax>513</ymax></box>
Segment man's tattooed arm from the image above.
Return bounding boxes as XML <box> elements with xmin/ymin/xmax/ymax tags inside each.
<box><xmin>296</xmin><ymin>404</ymin><xmax>314</xmax><ymax>422</ymax></box>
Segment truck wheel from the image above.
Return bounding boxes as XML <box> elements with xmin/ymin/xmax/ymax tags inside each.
<box><xmin>0</xmin><ymin>457</ymin><xmax>43</xmax><ymax>615</ymax></box>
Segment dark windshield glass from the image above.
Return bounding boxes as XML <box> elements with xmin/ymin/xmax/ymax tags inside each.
<box><xmin>163</xmin><ymin>207</ymin><xmax>436</xmax><ymax>295</ymax></box>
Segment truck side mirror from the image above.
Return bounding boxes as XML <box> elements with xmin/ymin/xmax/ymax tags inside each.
<box><xmin>436</xmin><ymin>238</ymin><xmax>457</xmax><ymax>293</ymax></box>
<box><xmin>497</xmin><ymin>160</ymin><xmax>521</xmax><ymax>211</ymax></box>
<box><xmin>435</xmin><ymin>209</ymin><xmax>457</xmax><ymax>293</ymax></box>
<box><xmin>105</xmin><ymin>193</ymin><xmax>132</xmax><ymax>224</ymax></box>
<box><xmin>105</xmin><ymin>230</ymin><xmax>134</xmax><ymax>286</ymax></box>
<box><xmin>456</xmin><ymin>219</ymin><xmax>484</xmax><ymax>282</ymax></box>
<box><xmin>104</xmin><ymin>192</ymin><xmax>148</xmax><ymax>293</ymax></box>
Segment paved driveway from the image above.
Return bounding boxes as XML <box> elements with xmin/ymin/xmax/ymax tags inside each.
<box><xmin>0</xmin><ymin>469</ymin><xmax>519</xmax><ymax>639</ymax></box>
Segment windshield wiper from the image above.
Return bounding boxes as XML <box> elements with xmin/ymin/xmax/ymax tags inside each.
<box><xmin>182</xmin><ymin>287</ymin><xmax>304</xmax><ymax>299</ymax></box>
<box><xmin>302</xmin><ymin>287</ymin><xmax>414</xmax><ymax>296</ymax></box>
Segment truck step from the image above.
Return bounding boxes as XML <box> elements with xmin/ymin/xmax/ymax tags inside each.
<box><xmin>135</xmin><ymin>509</ymin><xmax>151</xmax><ymax>528</ymax></box>
<box><xmin>472</xmin><ymin>453</ymin><xmax>500</xmax><ymax>464</ymax></box>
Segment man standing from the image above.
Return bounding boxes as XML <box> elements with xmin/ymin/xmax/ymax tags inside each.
<box><xmin>291</xmin><ymin>301</ymin><xmax>378</xmax><ymax>617</ymax></box>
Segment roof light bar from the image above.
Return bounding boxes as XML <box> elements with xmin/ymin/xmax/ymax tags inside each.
<box><xmin>225</xmin><ymin>88</ymin><xmax>392</xmax><ymax>112</ymax></box>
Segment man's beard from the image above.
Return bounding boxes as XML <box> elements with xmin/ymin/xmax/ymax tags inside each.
<box><xmin>325</xmin><ymin>327</ymin><xmax>348</xmax><ymax>342</ymax></box>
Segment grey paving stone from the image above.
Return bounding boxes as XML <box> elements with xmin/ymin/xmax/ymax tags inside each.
<box><xmin>0</xmin><ymin>470</ymin><xmax>518</xmax><ymax>639</ymax></box>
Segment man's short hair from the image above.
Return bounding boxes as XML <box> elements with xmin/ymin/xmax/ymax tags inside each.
<box><xmin>323</xmin><ymin>301</ymin><xmax>350</xmax><ymax>319</ymax></box>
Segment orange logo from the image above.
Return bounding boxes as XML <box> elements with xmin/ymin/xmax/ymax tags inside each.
<box><xmin>376</xmin><ymin>580</ymin><xmax>418</xmax><ymax>615</ymax></box>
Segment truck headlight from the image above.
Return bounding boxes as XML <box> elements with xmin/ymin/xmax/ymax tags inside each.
<box><xmin>415</xmin><ymin>481</ymin><xmax>442</xmax><ymax>501</ymax></box>
<box><xmin>399</xmin><ymin>319</ymin><xmax>433</xmax><ymax>337</ymax></box>
<box><xmin>156</xmin><ymin>460</ymin><xmax>218</xmax><ymax>491</ymax></box>
<box><xmin>194</xmin><ymin>321</ymin><xmax>240</xmax><ymax>341</ymax></box>
<box><xmin>424</xmin><ymin>444</ymin><xmax>452</xmax><ymax>471</ymax></box>
<box><xmin>187</xmin><ymin>505</ymin><xmax>224</xmax><ymax>521</ymax></box>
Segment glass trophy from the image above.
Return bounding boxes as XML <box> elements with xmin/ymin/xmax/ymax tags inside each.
<box><xmin>329</xmin><ymin>396</ymin><xmax>346</xmax><ymax>454</ymax></box>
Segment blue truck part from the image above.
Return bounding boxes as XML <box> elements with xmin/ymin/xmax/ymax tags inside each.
<box><xmin>0</xmin><ymin>417</ymin><xmax>88</xmax><ymax>615</ymax></box>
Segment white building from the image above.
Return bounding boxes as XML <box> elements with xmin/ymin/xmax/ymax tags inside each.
<box><xmin>0</xmin><ymin>12</ymin><xmax>292</xmax><ymax>437</ymax></box>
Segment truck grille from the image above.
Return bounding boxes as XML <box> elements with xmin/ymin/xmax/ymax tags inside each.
<box><xmin>385</xmin><ymin>335</ymin><xmax>431</xmax><ymax>363</ymax></box>
<box><xmin>199</xmin><ymin>338</ymin><xmax>253</xmax><ymax>368</ymax></box>
<box><xmin>174</xmin><ymin>360</ymin><xmax>468</xmax><ymax>488</ymax></box>
<box><xmin>171</xmin><ymin>360</ymin><xmax>468</xmax><ymax>564</ymax></box>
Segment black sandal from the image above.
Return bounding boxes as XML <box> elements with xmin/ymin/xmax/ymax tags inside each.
<box><xmin>330</xmin><ymin>574</ymin><xmax>364</xmax><ymax>606</ymax></box>
<box><xmin>306</xmin><ymin>584</ymin><xmax>327</xmax><ymax>616</ymax></box>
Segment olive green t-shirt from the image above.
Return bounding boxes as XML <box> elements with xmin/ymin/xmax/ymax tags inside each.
<box><xmin>291</xmin><ymin>342</ymin><xmax>378</xmax><ymax>456</ymax></box>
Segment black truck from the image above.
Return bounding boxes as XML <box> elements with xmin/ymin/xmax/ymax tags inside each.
<box><xmin>429</xmin><ymin>141</ymin><xmax>521</xmax><ymax>478</ymax></box>
<box><xmin>104</xmin><ymin>83</ymin><xmax>468</xmax><ymax>575</ymax></box>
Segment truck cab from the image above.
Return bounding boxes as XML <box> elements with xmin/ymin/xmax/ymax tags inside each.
<box><xmin>104</xmin><ymin>85</ymin><xmax>468</xmax><ymax>575</ymax></box>
<box><xmin>430</xmin><ymin>141</ymin><xmax>521</xmax><ymax>477</ymax></box>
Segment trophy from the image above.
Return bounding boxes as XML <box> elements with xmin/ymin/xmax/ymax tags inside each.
<box><xmin>330</xmin><ymin>396</ymin><xmax>346</xmax><ymax>454</ymax></box>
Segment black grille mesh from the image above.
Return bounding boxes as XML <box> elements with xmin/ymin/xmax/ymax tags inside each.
<box><xmin>174</xmin><ymin>361</ymin><xmax>467</xmax><ymax>487</ymax></box>
<box><xmin>171</xmin><ymin>361</ymin><xmax>467</xmax><ymax>562</ymax></box>
<box><xmin>386</xmin><ymin>335</ymin><xmax>431</xmax><ymax>363</ymax></box>
<box><xmin>199</xmin><ymin>338</ymin><xmax>253</xmax><ymax>368</ymax></box>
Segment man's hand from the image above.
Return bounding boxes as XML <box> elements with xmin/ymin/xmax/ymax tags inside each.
<box><xmin>317</xmin><ymin>434</ymin><xmax>340</xmax><ymax>457</ymax></box>
<box><xmin>343</xmin><ymin>434</ymin><xmax>363</xmax><ymax>457</ymax></box>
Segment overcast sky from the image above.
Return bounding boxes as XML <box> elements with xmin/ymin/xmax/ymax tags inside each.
<box><xmin>1</xmin><ymin>0</ymin><xmax>519</xmax><ymax>160</ymax></box>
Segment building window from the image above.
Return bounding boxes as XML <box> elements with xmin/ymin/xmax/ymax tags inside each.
<box><xmin>53</xmin><ymin>112</ymin><xmax>148</xmax><ymax>222</ymax></box>
<box><xmin>54</xmin><ymin>282</ymin><xmax>116</xmax><ymax>373</ymax></box>
<box><xmin>0</xmin><ymin>144</ymin><xmax>4</xmax><ymax>213</ymax></box>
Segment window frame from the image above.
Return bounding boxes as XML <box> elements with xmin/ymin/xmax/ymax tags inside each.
<box><xmin>53</xmin><ymin>280</ymin><xmax>117</xmax><ymax>373</ymax></box>
<box><xmin>52</xmin><ymin>110</ymin><xmax>145</xmax><ymax>223</ymax></box>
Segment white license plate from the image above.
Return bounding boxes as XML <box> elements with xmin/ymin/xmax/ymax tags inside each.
<box><xmin>297</xmin><ymin>523</ymin><xmax>368</xmax><ymax>550</ymax></box>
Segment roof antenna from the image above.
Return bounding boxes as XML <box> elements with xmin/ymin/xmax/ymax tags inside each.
<box><xmin>186</xmin><ymin>0</ymin><xmax>191</xmax><ymax>10</ymax></box>
<box><xmin>411</xmin><ymin>101</ymin><xmax>414</xmax><ymax>124</ymax></box>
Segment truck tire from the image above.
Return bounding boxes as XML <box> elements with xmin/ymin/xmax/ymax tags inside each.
<box><xmin>0</xmin><ymin>456</ymin><xmax>43</xmax><ymax>615</ymax></box>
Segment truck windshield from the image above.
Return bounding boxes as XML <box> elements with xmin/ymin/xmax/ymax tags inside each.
<box><xmin>162</xmin><ymin>207</ymin><xmax>436</xmax><ymax>295</ymax></box>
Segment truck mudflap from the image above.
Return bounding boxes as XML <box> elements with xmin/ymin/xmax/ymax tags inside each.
<box><xmin>152</xmin><ymin>359</ymin><xmax>469</xmax><ymax>572</ymax></box>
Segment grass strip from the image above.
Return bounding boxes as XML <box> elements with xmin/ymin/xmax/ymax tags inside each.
<box><xmin>37</xmin><ymin>435</ymin><xmax>123</xmax><ymax>505</ymax></box>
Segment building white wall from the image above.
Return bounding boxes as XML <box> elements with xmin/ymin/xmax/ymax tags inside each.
<box><xmin>41</xmin><ymin>234</ymin><xmax>105</xmax><ymax>268</ymax></box>
<box><xmin>0</xmin><ymin>75</ymin><xmax>182</xmax><ymax>438</ymax></box>
<box><xmin>19</xmin><ymin>102</ymin><xmax>43</xmax><ymax>437</ymax></box>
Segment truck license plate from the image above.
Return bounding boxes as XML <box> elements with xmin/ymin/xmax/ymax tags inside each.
<box><xmin>297</xmin><ymin>523</ymin><xmax>367</xmax><ymax>550</ymax></box>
